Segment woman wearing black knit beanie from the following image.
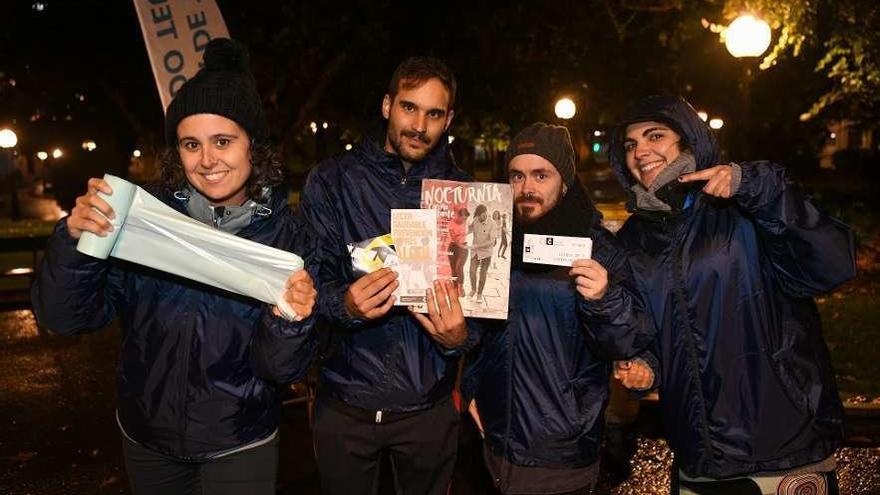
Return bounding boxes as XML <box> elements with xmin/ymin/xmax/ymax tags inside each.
<box><xmin>32</xmin><ymin>38</ymin><xmax>318</xmax><ymax>495</ymax></box>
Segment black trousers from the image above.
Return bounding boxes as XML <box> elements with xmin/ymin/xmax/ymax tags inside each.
<box><xmin>122</xmin><ymin>433</ymin><xmax>278</xmax><ymax>495</ymax></box>
<box><xmin>312</xmin><ymin>396</ymin><xmax>460</xmax><ymax>495</ymax></box>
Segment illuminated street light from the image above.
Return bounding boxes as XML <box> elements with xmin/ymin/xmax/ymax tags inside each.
<box><xmin>133</xmin><ymin>149</ymin><xmax>142</xmax><ymax>158</ymax></box>
<box><xmin>322</xmin><ymin>122</ymin><xmax>329</xmax><ymax>130</ymax></box>
<box><xmin>724</xmin><ymin>14</ymin><xmax>772</xmax><ymax>58</ymax></box>
<box><xmin>0</xmin><ymin>128</ymin><xmax>17</xmax><ymax>149</ymax></box>
<box><xmin>554</xmin><ymin>98</ymin><xmax>576</xmax><ymax>120</ymax></box>
<box><xmin>709</xmin><ymin>118</ymin><xmax>725</xmax><ymax>130</ymax></box>
<box><xmin>697</xmin><ymin>111</ymin><xmax>709</xmax><ymax>122</ymax></box>
<box><xmin>448</xmin><ymin>135</ymin><xmax>455</xmax><ymax>144</ymax></box>
<box><xmin>309</xmin><ymin>122</ymin><xmax>318</xmax><ymax>134</ymax></box>
<box><xmin>37</xmin><ymin>151</ymin><xmax>48</xmax><ymax>161</ymax></box>
<box><xmin>345</xmin><ymin>144</ymin><xmax>353</xmax><ymax>151</ymax></box>
<box><xmin>52</xmin><ymin>148</ymin><xmax>64</xmax><ymax>159</ymax></box>
<box><xmin>82</xmin><ymin>140</ymin><xmax>97</xmax><ymax>151</ymax></box>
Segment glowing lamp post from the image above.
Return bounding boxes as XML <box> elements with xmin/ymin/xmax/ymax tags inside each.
<box><xmin>724</xmin><ymin>15</ymin><xmax>771</xmax><ymax>59</ymax></box>
<box><xmin>723</xmin><ymin>14</ymin><xmax>771</xmax><ymax>157</ymax></box>
<box><xmin>554</xmin><ymin>98</ymin><xmax>576</xmax><ymax>120</ymax></box>
<box><xmin>0</xmin><ymin>129</ymin><xmax>18</xmax><ymax>149</ymax></box>
<box><xmin>0</xmin><ymin>128</ymin><xmax>20</xmax><ymax>219</ymax></box>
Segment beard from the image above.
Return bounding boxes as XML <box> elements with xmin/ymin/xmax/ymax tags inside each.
<box><xmin>514</xmin><ymin>193</ymin><xmax>548</xmax><ymax>224</ymax></box>
<box><xmin>387</xmin><ymin>128</ymin><xmax>434</xmax><ymax>162</ymax></box>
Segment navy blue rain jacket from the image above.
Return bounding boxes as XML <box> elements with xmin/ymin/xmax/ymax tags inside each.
<box><xmin>299</xmin><ymin>135</ymin><xmax>479</xmax><ymax>413</ymax></box>
<box><xmin>32</xmin><ymin>185</ymin><xmax>318</xmax><ymax>460</ymax></box>
<box><xmin>463</xmin><ymin>223</ymin><xmax>654</xmax><ymax>471</ymax></box>
<box><xmin>609</xmin><ymin>95</ymin><xmax>857</xmax><ymax>478</ymax></box>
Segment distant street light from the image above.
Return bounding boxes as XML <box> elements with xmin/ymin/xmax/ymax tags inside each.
<box><xmin>554</xmin><ymin>98</ymin><xmax>576</xmax><ymax>120</ymax></box>
<box><xmin>724</xmin><ymin>15</ymin><xmax>772</xmax><ymax>59</ymax></box>
<box><xmin>723</xmin><ymin>14</ymin><xmax>771</xmax><ymax>158</ymax></box>
<box><xmin>133</xmin><ymin>149</ymin><xmax>142</xmax><ymax>158</ymax></box>
<box><xmin>709</xmin><ymin>118</ymin><xmax>725</xmax><ymax>130</ymax></box>
<box><xmin>697</xmin><ymin>111</ymin><xmax>709</xmax><ymax>122</ymax></box>
<box><xmin>0</xmin><ymin>128</ymin><xmax>20</xmax><ymax>219</ymax></box>
<box><xmin>52</xmin><ymin>148</ymin><xmax>64</xmax><ymax>159</ymax></box>
<box><xmin>0</xmin><ymin>128</ymin><xmax>17</xmax><ymax>149</ymax></box>
<box><xmin>37</xmin><ymin>151</ymin><xmax>49</xmax><ymax>161</ymax></box>
<box><xmin>82</xmin><ymin>140</ymin><xmax>97</xmax><ymax>151</ymax></box>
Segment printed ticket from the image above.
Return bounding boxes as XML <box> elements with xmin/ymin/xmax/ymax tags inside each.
<box><xmin>522</xmin><ymin>234</ymin><xmax>592</xmax><ymax>267</ymax></box>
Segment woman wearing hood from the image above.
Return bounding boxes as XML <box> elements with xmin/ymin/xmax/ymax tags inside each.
<box><xmin>609</xmin><ymin>95</ymin><xmax>856</xmax><ymax>494</ymax></box>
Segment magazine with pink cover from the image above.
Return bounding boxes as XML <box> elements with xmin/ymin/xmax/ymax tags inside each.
<box><xmin>391</xmin><ymin>209</ymin><xmax>437</xmax><ymax>307</ymax></box>
<box><xmin>421</xmin><ymin>180</ymin><xmax>512</xmax><ymax>320</ymax></box>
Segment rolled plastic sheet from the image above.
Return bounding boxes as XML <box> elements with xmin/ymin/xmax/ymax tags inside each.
<box><xmin>77</xmin><ymin>174</ymin><xmax>304</xmax><ymax>320</ymax></box>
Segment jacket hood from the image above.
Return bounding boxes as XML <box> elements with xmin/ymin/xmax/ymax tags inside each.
<box><xmin>609</xmin><ymin>95</ymin><xmax>719</xmax><ymax>192</ymax></box>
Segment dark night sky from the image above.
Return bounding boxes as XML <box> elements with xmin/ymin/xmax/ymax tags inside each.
<box><xmin>0</xmin><ymin>1</ymin><xmax>833</xmax><ymax>170</ymax></box>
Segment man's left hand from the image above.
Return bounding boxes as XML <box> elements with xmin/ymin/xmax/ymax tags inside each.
<box><xmin>678</xmin><ymin>165</ymin><xmax>734</xmax><ymax>198</ymax></box>
<box><xmin>411</xmin><ymin>279</ymin><xmax>467</xmax><ymax>349</ymax></box>
<box><xmin>569</xmin><ymin>259</ymin><xmax>609</xmax><ymax>301</ymax></box>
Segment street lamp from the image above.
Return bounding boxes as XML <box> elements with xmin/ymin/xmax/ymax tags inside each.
<box><xmin>0</xmin><ymin>128</ymin><xmax>20</xmax><ymax>219</ymax></box>
<box><xmin>52</xmin><ymin>148</ymin><xmax>64</xmax><ymax>159</ymax></box>
<box><xmin>81</xmin><ymin>140</ymin><xmax>97</xmax><ymax>151</ymax></box>
<box><xmin>723</xmin><ymin>14</ymin><xmax>771</xmax><ymax>158</ymax></box>
<box><xmin>554</xmin><ymin>98</ymin><xmax>576</xmax><ymax>120</ymax></box>
<box><xmin>697</xmin><ymin>111</ymin><xmax>709</xmax><ymax>122</ymax></box>
<box><xmin>724</xmin><ymin>15</ymin><xmax>772</xmax><ymax>59</ymax></box>
<box><xmin>0</xmin><ymin>128</ymin><xmax>17</xmax><ymax>149</ymax></box>
<box><xmin>709</xmin><ymin>118</ymin><xmax>725</xmax><ymax>130</ymax></box>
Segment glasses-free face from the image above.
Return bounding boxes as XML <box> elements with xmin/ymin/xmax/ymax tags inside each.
<box><xmin>623</xmin><ymin>121</ymin><xmax>682</xmax><ymax>188</ymax></box>
<box><xmin>177</xmin><ymin>113</ymin><xmax>253</xmax><ymax>207</ymax></box>
<box><xmin>382</xmin><ymin>78</ymin><xmax>454</xmax><ymax>163</ymax></box>
<box><xmin>508</xmin><ymin>154</ymin><xmax>566</xmax><ymax>223</ymax></box>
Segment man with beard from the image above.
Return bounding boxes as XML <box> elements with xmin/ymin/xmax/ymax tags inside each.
<box><xmin>461</xmin><ymin>123</ymin><xmax>654</xmax><ymax>494</ymax></box>
<box><xmin>299</xmin><ymin>57</ymin><xmax>478</xmax><ymax>495</ymax></box>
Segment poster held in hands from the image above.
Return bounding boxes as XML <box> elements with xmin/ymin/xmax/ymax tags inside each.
<box><xmin>421</xmin><ymin>180</ymin><xmax>512</xmax><ymax>320</ymax></box>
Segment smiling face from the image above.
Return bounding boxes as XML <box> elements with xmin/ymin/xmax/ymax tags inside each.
<box><xmin>623</xmin><ymin>121</ymin><xmax>683</xmax><ymax>188</ymax></box>
<box><xmin>177</xmin><ymin>114</ymin><xmax>253</xmax><ymax>206</ymax></box>
<box><xmin>382</xmin><ymin>77</ymin><xmax>454</xmax><ymax>162</ymax></box>
<box><xmin>508</xmin><ymin>154</ymin><xmax>565</xmax><ymax>223</ymax></box>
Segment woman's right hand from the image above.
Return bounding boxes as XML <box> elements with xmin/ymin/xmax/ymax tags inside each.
<box><xmin>67</xmin><ymin>178</ymin><xmax>115</xmax><ymax>240</ymax></box>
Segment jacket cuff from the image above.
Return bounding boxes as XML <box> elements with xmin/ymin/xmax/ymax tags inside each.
<box><xmin>324</xmin><ymin>282</ymin><xmax>365</xmax><ymax>330</ymax></box>
<box><xmin>729</xmin><ymin>162</ymin><xmax>743</xmax><ymax>195</ymax></box>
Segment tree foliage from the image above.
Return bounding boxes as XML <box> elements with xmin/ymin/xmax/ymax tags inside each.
<box><xmin>717</xmin><ymin>0</ymin><xmax>880</xmax><ymax>125</ymax></box>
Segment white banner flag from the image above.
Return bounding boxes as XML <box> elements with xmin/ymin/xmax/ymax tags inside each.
<box><xmin>133</xmin><ymin>0</ymin><xmax>230</xmax><ymax>112</ymax></box>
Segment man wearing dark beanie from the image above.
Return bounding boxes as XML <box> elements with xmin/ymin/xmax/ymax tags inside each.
<box><xmin>32</xmin><ymin>38</ymin><xmax>318</xmax><ymax>495</ymax></box>
<box><xmin>459</xmin><ymin>123</ymin><xmax>655</xmax><ymax>494</ymax></box>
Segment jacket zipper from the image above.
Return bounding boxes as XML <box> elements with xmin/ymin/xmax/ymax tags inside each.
<box><xmin>667</xmin><ymin>217</ymin><xmax>715</xmax><ymax>473</ymax></box>
<box><xmin>178</xmin><ymin>300</ymin><xmax>195</xmax><ymax>456</ymax></box>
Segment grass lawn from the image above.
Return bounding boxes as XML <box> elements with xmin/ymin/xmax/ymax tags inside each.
<box><xmin>819</xmin><ymin>272</ymin><xmax>880</xmax><ymax>400</ymax></box>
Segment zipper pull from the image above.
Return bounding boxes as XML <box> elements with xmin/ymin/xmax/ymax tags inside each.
<box><xmin>375</xmin><ymin>410</ymin><xmax>383</xmax><ymax>423</ymax></box>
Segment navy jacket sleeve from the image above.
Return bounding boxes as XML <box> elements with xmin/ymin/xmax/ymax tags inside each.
<box><xmin>31</xmin><ymin>220</ymin><xmax>124</xmax><ymax>335</ymax></box>
<box><xmin>733</xmin><ymin>161</ymin><xmax>857</xmax><ymax>297</ymax></box>
<box><xmin>298</xmin><ymin>163</ymin><xmax>364</xmax><ymax>330</ymax></box>
<box><xmin>248</xmin><ymin>215</ymin><xmax>319</xmax><ymax>384</ymax></box>
<box><xmin>578</xmin><ymin>229</ymin><xmax>656</xmax><ymax>361</ymax></box>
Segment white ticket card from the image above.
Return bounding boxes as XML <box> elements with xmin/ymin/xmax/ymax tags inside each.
<box><xmin>522</xmin><ymin>234</ymin><xmax>592</xmax><ymax>267</ymax></box>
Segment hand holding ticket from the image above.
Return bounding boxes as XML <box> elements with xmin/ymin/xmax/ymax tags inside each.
<box><xmin>522</xmin><ymin>234</ymin><xmax>592</xmax><ymax>267</ymax></box>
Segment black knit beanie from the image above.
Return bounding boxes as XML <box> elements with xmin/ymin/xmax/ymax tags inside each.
<box><xmin>164</xmin><ymin>38</ymin><xmax>267</xmax><ymax>147</ymax></box>
<box><xmin>505</xmin><ymin>123</ymin><xmax>577</xmax><ymax>185</ymax></box>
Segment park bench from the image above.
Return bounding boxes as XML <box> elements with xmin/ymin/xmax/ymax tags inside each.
<box><xmin>0</xmin><ymin>235</ymin><xmax>48</xmax><ymax>307</ymax></box>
